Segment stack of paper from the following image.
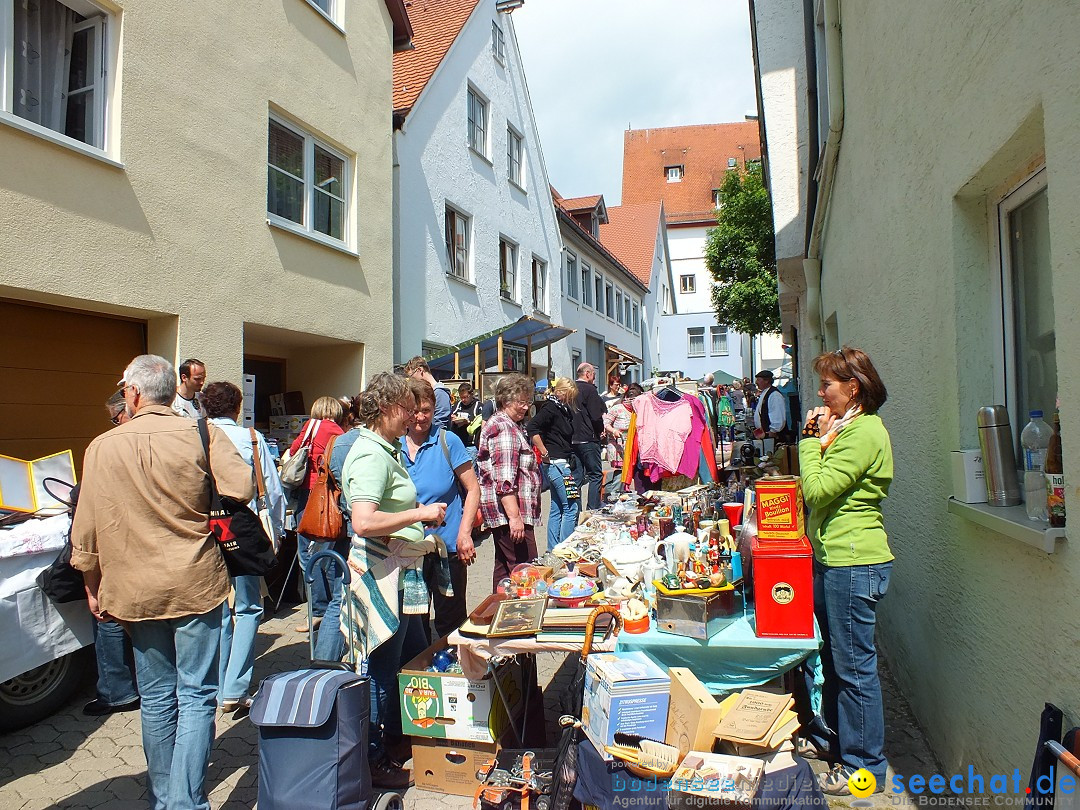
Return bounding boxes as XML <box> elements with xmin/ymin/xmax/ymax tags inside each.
<box><xmin>712</xmin><ymin>689</ymin><xmax>799</xmax><ymax>756</ymax></box>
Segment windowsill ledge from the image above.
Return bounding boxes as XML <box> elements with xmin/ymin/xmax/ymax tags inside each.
<box><xmin>469</xmin><ymin>146</ymin><xmax>493</xmax><ymax>167</ymax></box>
<box><xmin>267</xmin><ymin>218</ymin><xmax>358</xmax><ymax>258</ymax></box>
<box><xmin>947</xmin><ymin>497</ymin><xmax>1067</xmax><ymax>554</ymax></box>
<box><xmin>303</xmin><ymin>0</ymin><xmax>346</xmax><ymax>35</ymax></box>
<box><xmin>447</xmin><ymin>273</ymin><xmax>476</xmax><ymax>290</ymax></box>
<box><xmin>509</xmin><ymin>179</ymin><xmax>527</xmax><ymax>195</ymax></box>
<box><xmin>0</xmin><ymin>112</ymin><xmax>124</xmax><ymax>168</ymax></box>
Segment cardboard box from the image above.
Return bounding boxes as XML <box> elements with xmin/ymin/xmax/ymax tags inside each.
<box><xmin>582</xmin><ymin>651</ymin><xmax>670</xmax><ymax>760</ymax></box>
<box><xmin>951</xmin><ymin>449</ymin><xmax>987</xmax><ymax>504</ymax></box>
<box><xmin>754</xmin><ymin>476</ymin><xmax>806</xmax><ymax>540</ymax></box>
<box><xmin>242</xmin><ymin>374</ymin><xmax>256</xmax><ymax>428</ymax></box>
<box><xmin>399</xmin><ymin>637</ymin><xmax>523</xmax><ymax>743</ymax></box>
<box><xmin>411</xmin><ymin>737</ymin><xmax>498</xmax><ymax>796</ymax></box>
<box><xmin>666</xmin><ymin>668</ymin><xmax>727</xmax><ymax>757</ymax></box>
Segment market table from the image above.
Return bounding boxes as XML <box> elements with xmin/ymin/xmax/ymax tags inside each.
<box><xmin>614</xmin><ymin>609</ymin><xmax>822</xmax><ymax>693</ymax></box>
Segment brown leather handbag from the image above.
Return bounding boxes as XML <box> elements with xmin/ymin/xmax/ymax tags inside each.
<box><xmin>295</xmin><ymin>434</ymin><xmax>347</xmax><ymax>542</ymax></box>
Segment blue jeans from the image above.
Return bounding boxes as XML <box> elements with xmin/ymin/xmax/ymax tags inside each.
<box><xmin>572</xmin><ymin>442</ymin><xmax>604</xmax><ymax>510</ymax></box>
<box><xmin>218</xmin><ymin>576</ymin><xmax>262</xmax><ymax>702</ymax></box>
<box><xmin>295</xmin><ymin>490</ymin><xmax>331</xmax><ymax>618</ymax></box>
<box><xmin>128</xmin><ymin>604</ymin><xmax>224</xmax><ymax>810</ymax></box>
<box><xmin>545</xmin><ymin>461</ymin><xmax>579</xmax><ymax>551</ymax></box>
<box><xmin>94</xmin><ymin>619</ymin><xmax>138</xmax><ymax>706</ymax></box>
<box><xmin>367</xmin><ymin>599</ymin><xmax>428</xmax><ymax>757</ymax></box>
<box><xmin>313</xmin><ymin>537</ymin><xmax>353</xmax><ymax>662</ymax></box>
<box><xmin>803</xmin><ymin>561</ymin><xmax>892</xmax><ymax>781</ymax></box>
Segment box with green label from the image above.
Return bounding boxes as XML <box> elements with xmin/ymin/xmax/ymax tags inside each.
<box><xmin>398</xmin><ymin>636</ymin><xmax>523</xmax><ymax>743</ymax></box>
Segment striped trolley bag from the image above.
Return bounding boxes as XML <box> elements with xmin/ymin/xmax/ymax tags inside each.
<box><xmin>250</xmin><ymin>549</ymin><xmax>377</xmax><ymax>810</ymax></box>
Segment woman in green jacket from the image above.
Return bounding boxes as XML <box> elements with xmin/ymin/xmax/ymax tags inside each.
<box><xmin>797</xmin><ymin>347</ymin><xmax>893</xmax><ymax>795</ymax></box>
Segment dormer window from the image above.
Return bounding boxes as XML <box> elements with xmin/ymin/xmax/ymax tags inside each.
<box><xmin>727</xmin><ymin>157</ymin><xmax>737</xmax><ymax>168</ymax></box>
<box><xmin>666</xmin><ymin>165</ymin><xmax>684</xmax><ymax>183</ymax></box>
<box><xmin>713</xmin><ymin>189</ymin><xmax>723</xmax><ymax>209</ymax></box>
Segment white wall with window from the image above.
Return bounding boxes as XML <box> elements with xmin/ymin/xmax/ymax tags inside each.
<box><xmin>710</xmin><ymin>325</ymin><xmax>728</xmax><ymax>356</ymax></box>
<box><xmin>393</xmin><ymin>5</ymin><xmax>564</xmax><ymax>371</ymax></box>
<box><xmin>1</xmin><ymin>0</ymin><xmax>117</xmax><ymax>159</ymax></box>
<box><xmin>564</xmin><ymin>250</ymin><xmax>579</xmax><ymax>300</ymax></box>
<box><xmin>444</xmin><ymin>205</ymin><xmax>471</xmax><ymax>280</ymax></box>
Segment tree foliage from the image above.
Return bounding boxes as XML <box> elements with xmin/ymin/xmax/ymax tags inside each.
<box><xmin>705</xmin><ymin>162</ymin><xmax>780</xmax><ymax>337</ymax></box>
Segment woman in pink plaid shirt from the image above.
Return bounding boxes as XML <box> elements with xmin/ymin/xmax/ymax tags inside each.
<box><xmin>476</xmin><ymin>374</ymin><xmax>542</xmax><ymax>590</ymax></box>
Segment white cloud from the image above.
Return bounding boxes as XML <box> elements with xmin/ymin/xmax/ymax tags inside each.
<box><xmin>513</xmin><ymin>0</ymin><xmax>757</xmax><ymax>205</ymax></box>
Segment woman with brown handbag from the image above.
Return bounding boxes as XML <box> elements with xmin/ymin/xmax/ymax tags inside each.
<box><xmin>290</xmin><ymin>397</ymin><xmax>346</xmax><ymax>633</ymax></box>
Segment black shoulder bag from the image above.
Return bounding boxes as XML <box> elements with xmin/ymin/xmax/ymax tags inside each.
<box><xmin>197</xmin><ymin>420</ymin><xmax>277</xmax><ymax>577</ymax></box>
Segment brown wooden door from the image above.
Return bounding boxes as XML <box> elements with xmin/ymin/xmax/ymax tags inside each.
<box><xmin>0</xmin><ymin>300</ymin><xmax>147</xmax><ymax>474</ymax></box>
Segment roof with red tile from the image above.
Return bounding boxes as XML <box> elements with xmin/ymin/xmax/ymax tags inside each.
<box><xmin>393</xmin><ymin>0</ymin><xmax>481</xmax><ymax>117</ymax></box>
<box><xmin>600</xmin><ymin>201</ymin><xmax>665</xmax><ymax>289</ymax></box>
<box><xmin>621</xmin><ymin>122</ymin><xmax>761</xmax><ymax>225</ymax></box>
<box><xmin>558</xmin><ymin>195</ymin><xmax>603</xmax><ymax>213</ymax></box>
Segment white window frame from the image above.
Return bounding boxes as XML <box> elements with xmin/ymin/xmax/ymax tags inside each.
<box><xmin>615</xmin><ymin>289</ymin><xmax>624</xmax><ymax>325</ymax></box>
<box><xmin>581</xmin><ymin>262</ymin><xmax>593</xmax><ymax>307</ymax></box>
<box><xmin>304</xmin><ymin>0</ymin><xmax>344</xmax><ymax>32</ymax></box>
<box><xmin>531</xmin><ymin>256</ymin><xmax>546</xmax><ymax>313</ymax></box>
<box><xmin>593</xmin><ymin>270</ymin><xmax>603</xmax><ymax>312</ymax></box>
<box><xmin>467</xmin><ymin>86</ymin><xmax>488</xmax><ymax>159</ymax></box>
<box><xmin>624</xmin><ymin>295</ymin><xmax>631</xmax><ymax>328</ymax></box>
<box><xmin>727</xmin><ymin>157</ymin><xmax>737</xmax><ymax>168</ymax></box>
<box><xmin>680</xmin><ymin>274</ymin><xmax>696</xmax><ymax>294</ymax></box>
<box><xmin>507</xmin><ymin>124</ymin><xmax>524</xmax><ymax>188</ymax></box>
<box><xmin>565</xmin><ymin>251</ymin><xmax>578</xmax><ymax>300</ymax></box>
<box><xmin>491</xmin><ymin>19</ymin><xmax>506</xmax><ymax>64</ymax></box>
<box><xmin>605</xmin><ymin>282</ymin><xmax>614</xmax><ymax>319</ymax></box>
<box><xmin>499</xmin><ymin>237</ymin><xmax>518</xmax><ymax>301</ymax></box>
<box><xmin>713</xmin><ymin>189</ymin><xmax>723</xmax><ymax>209</ymax></box>
<box><xmin>632</xmin><ymin>302</ymin><xmax>640</xmax><ymax>335</ymax></box>
<box><xmin>687</xmin><ymin>327</ymin><xmax>706</xmax><ymax>358</ymax></box>
<box><xmin>267</xmin><ymin>113</ymin><xmax>352</xmax><ymax>251</ymax></box>
<box><xmin>666</xmin><ymin>165</ymin><xmax>683</xmax><ymax>182</ymax></box>
<box><xmin>710</xmin><ymin>325</ymin><xmax>728</xmax><ymax>356</ymax></box>
<box><xmin>0</xmin><ymin>0</ymin><xmax>117</xmax><ymax>161</ymax></box>
<box><xmin>445</xmin><ymin>205</ymin><xmax>471</xmax><ymax>281</ymax></box>
<box><xmin>993</xmin><ymin>165</ymin><xmax>1051</xmax><ymax>436</ymax></box>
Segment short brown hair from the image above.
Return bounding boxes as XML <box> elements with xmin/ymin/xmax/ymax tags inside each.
<box><xmin>812</xmin><ymin>347</ymin><xmax>888</xmax><ymax>413</ymax></box>
<box><xmin>310</xmin><ymin>395</ymin><xmax>345</xmax><ymax>423</ymax></box>
<box><xmin>403</xmin><ymin>356</ymin><xmax>430</xmax><ymax>376</ymax></box>
<box><xmin>408</xmin><ymin>377</ymin><xmax>436</xmax><ymax>406</ymax></box>
<box><xmin>494</xmin><ymin>373</ymin><xmax>534</xmax><ymax>408</ymax></box>
<box><xmin>356</xmin><ymin>373</ymin><xmax>413</xmax><ymax>428</ymax></box>
<box><xmin>202</xmin><ymin>381</ymin><xmax>243</xmax><ymax>419</ymax></box>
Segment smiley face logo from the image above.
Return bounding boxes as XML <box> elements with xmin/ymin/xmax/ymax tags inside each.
<box><xmin>848</xmin><ymin>768</ymin><xmax>877</xmax><ymax>798</ymax></box>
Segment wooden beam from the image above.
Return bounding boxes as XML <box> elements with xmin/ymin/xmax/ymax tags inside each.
<box><xmin>454</xmin><ymin>351</ymin><xmax>460</xmax><ymax>378</ymax></box>
<box><xmin>497</xmin><ymin>335</ymin><xmax>504</xmax><ymax>372</ymax></box>
<box><xmin>526</xmin><ymin>336</ymin><xmax>533</xmax><ymax>375</ymax></box>
<box><xmin>474</xmin><ymin>343</ymin><xmax>481</xmax><ymax>389</ymax></box>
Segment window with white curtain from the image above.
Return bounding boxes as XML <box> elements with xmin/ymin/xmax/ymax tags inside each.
<box><xmin>500</xmin><ymin>238</ymin><xmax>518</xmax><ymax>300</ymax></box>
<box><xmin>687</xmin><ymin>327</ymin><xmax>705</xmax><ymax>357</ymax></box>
<box><xmin>4</xmin><ymin>0</ymin><xmax>112</xmax><ymax>150</ymax></box>
<box><xmin>268</xmin><ymin>116</ymin><xmax>349</xmax><ymax>245</ymax></box>
<box><xmin>582</xmin><ymin>263</ymin><xmax>593</xmax><ymax>307</ymax></box>
<box><xmin>710</xmin><ymin>326</ymin><xmax>728</xmax><ymax>356</ymax></box>
<box><xmin>615</xmin><ymin>290</ymin><xmax>624</xmax><ymax>324</ymax></box>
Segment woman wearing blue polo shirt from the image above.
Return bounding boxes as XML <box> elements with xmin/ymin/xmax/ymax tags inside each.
<box><xmin>401</xmin><ymin>379</ymin><xmax>480</xmax><ymax>638</ymax></box>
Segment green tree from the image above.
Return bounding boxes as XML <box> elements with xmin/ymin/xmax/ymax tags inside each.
<box><xmin>705</xmin><ymin>162</ymin><xmax>779</xmax><ymax>339</ymax></box>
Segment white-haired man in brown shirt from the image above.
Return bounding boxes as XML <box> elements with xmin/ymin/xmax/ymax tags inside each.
<box><xmin>72</xmin><ymin>354</ymin><xmax>254</xmax><ymax>810</ymax></box>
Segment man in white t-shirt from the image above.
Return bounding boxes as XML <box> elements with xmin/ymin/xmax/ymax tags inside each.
<box><xmin>753</xmin><ymin>369</ymin><xmax>787</xmax><ymax>439</ymax></box>
<box><xmin>171</xmin><ymin>358</ymin><xmax>206</xmax><ymax>419</ymax></box>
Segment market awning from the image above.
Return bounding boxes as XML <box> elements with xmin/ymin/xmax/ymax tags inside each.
<box><xmin>425</xmin><ymin>316</ymin><xmax>575</xmax><ymax>377</ymax></box>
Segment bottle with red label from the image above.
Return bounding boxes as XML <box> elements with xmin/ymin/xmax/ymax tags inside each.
<box><xmin>1046</xmin><ymin>408</ymin><xmax>1066</xmax><ymax>528</ymax></box>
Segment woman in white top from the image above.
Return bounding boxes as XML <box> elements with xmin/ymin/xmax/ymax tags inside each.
<box><xmin>202</xmin><ymin>381</ymin><xmax>286</xmax><ymax>712</ymax></box>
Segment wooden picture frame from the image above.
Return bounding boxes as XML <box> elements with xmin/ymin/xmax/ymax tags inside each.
<box><xmin>488</xmin><ymin>597</ymin><xmax>547</xmax><ymax>637</ymax></box>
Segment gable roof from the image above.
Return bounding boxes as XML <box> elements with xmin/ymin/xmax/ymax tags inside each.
<box><xmin>553</xmin><ymin>191</ymin><xmax>647</xmax><ymax>294</ymax></box>
<box><xmin>559</xmin><ymin>195</ymin><xmax>603</xmax><ymax>212</ymax></box>
<box><xmin>621</xmin><ymin>122</ymin><xmax>761</xmax><ymax>225</ymax></box>
<box><xmin>393</xmin><ymin>0</ymin><xmax>481</xmax><ymax>118</ymax></box>
<box><xmin>599</xmin><ymin>202</ymin><xmax>664</xmax><ymax>289</ymax></box>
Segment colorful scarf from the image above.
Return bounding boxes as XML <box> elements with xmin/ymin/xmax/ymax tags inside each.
<box><xmin>820</xmin><ymin>405</ymin><xmax>863</xmax><ymax>451</ymax></box>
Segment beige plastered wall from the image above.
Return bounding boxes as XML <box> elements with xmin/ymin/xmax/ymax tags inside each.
<box><xmin>814</xmin><ymin>0</ymin><xmax>1080</xmax><ymax>774</ymax></box>
<box><xmin>0</xmin><ymin>0</ymin><xmax>396</xmax><ymax>394</ymax></box>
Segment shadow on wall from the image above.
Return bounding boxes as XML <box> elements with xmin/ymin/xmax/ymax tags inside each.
<box><xmin>0</xmin><ymin>133</ymin><xmax>154</xmax><ymax>238</ymax></box>
<box><xmin>269</xmin><ymin>228</ymin><xmax>371</xmax><ymax>297</ymax></box>
<box><xmin>278</xmin><ymin>0</ymin><xmax>358</xmax><ymax>79</ymax></box>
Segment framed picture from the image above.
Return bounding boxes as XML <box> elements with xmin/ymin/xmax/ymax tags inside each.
<box><xmin>488</xmin><ymin>597</ymin><xmax>547</xmax><ymax>638</ymax></box>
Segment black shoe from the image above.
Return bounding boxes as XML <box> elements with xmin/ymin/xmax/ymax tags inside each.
<box><xmin>370</xmin><ymin>757</ymin><xmax>413</xmax><ymax>790</ymax></box>
<box><xmin>83</xmin><ymin>697</ymin><xmax>140</xmax><ymax>717</ymax></box>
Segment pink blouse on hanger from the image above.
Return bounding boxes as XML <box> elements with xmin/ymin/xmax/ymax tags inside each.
<box><xmin>634</xmin><ymin>393</ymin><xmax>694</xmax><ymax>474</ymax></box>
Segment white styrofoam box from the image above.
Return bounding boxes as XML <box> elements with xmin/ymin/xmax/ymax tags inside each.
<box><xmin>951</xmin><ymin>450</ymin><xmax>987</xmax><ymax>504</ymax></box>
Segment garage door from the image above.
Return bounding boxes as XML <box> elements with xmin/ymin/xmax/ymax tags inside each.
<box><xmin>0</xmin><ymin>301</ymin><xmax>147</xmax><ymax>473</ymax></box>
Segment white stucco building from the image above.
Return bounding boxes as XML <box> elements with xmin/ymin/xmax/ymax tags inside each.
<box><xmin>751</xmin><ymin>0</ymin><xmax>1080</xmax><ymax>776</ymax></box>
<box><xmin>554</xmin><ymin>192</ymin><xmax>648</xmax><ymax>386</ymax></box>
<box><xmin>392</xmin><ymin>0</ymin><xmax>567</xmax><ymax>381</ymax></box>
<box><xmin>621</xmin><ymin>123</ymin><xmax>768</xmax><ymax>381</ymax></box>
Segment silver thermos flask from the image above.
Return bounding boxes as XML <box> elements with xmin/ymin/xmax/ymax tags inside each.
<box><xmin>976</xmin><ymin>406</ymin><xmax>1022</xmax><ymax>506</ymax></box>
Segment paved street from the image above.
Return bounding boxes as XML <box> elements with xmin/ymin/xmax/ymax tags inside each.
<box><xmin>0</xmin><ymin>534</ymin><xmax>936</xmax><ymax>809</ymax></box>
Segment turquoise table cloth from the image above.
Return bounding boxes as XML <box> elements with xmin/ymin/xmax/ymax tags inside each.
<box><xmin>615</xmin><ymin>609</ymin><xmax>822</xmax><ymax>696</ymax></box>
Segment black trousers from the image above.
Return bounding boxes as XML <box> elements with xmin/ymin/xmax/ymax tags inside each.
<box><xmin>423</xmin><ymin>552</ymin><xmax>469</xmax><ymax>641</ymax></box>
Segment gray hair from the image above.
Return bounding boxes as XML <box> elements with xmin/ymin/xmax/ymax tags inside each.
<box><xmin>123</xmin><ymin>354</ymin><xmax>177</xmax><ymax>405</ymax></box>
<box><xmin>703</xmin><ymin>373</ymin><xmax>714</xmax><ymax>386</ymax></box>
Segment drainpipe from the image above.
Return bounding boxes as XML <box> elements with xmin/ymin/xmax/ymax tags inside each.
<box><xmin>803</xmin><ymin>0</ymin><xmax>844</xmax><ymax>357</ymax></box>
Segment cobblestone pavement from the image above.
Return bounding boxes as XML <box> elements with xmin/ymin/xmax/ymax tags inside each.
<box><xmin>0</xmin><ymin>534</ymin><xmax>937</xmax><ymax>809</ymax></box>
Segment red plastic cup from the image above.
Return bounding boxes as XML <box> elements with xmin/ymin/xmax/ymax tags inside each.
<box><xmin>723</xmin><ymin>502</ymin><xmax>744</xmax><ymax>527</ymax></box>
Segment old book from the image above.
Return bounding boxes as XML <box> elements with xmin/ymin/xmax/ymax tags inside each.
<box><xmin>712</xmin><ymin>690</ymin><xmax>794</xmax><ymax>746</ymax></box>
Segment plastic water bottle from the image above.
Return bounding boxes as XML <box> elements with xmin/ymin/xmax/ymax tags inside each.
<box><xmin>1020</xmin><ymin>410</ymin><xmax>1052</xmax><ymax>521</ymax></box>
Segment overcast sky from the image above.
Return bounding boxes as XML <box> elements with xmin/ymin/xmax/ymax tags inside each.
<box><xmin>513</xmin><ymin>0</ymin><xmax>758</xmax><ymax>206</ymax></box>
